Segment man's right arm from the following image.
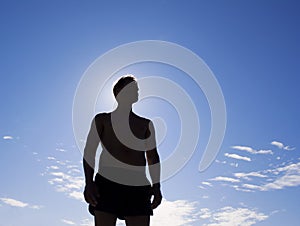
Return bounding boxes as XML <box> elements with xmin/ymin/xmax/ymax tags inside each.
<box><xmin>83</xmin><ymin>116</ymin><xmax>101</xmax><ymax>206</ymax></box>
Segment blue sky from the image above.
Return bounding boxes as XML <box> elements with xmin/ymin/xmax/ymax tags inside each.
<box><xmin>1</xmin><ymin>0</ymin><xmax>300</xmax><ymax>225</ymax></box>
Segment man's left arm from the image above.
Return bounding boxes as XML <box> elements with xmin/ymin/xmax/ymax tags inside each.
<box><xmin>145</xmin><ymin>120</ymin><xmax>162</xmax><ymax>209</ymax></box>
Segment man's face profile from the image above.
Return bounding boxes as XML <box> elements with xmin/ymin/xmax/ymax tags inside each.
<box><xmin>116</xmin><ymin>81</ymin><xmax>139</xmax><ymax>105</ymax></box>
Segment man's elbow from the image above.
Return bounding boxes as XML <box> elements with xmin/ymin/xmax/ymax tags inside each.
<box><xmin>147</xmin><ymin>154</ymin><xmax>160</xmax><ymax>165</ymax></box>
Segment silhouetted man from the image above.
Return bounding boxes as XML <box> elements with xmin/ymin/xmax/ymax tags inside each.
<box><xmin>83</xmin><ymin>75</ymin><xmax>162</xmax><ymax>226</ymax></box>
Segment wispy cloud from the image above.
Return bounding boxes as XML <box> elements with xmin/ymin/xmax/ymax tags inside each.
<box><xmin>215</xmin><ymin>159</ymin><xmax>227</xmax><ymax>164</ymax></box>
<box><xmin>271</xmin><ymin>141</ymin><xmax>295</xmax><ymax>150</ymax></box>
<box><xmin>208</xmin><ymin>140</ymin><xmax>300</xmax><ymax>193</ymax></box>
<box><xmin>234</xmin><ymin>172</ymin><xmax>267</xmax><ymax>180</ymax></box>
<box><xmin>231</xmin><ymin>161</ymin><xmax>300</xmax><ymax>192</ymax></box>
<box><xmin>0</xmin><ymin>198</ymin><xmax>28</xmax><ymax>207</ymax></box>
<box><xmin>0</xmin><ymin>197</ymin><xmax>42</xmax><ymax>209</ymax></box>
<box><xmin>151</xmin><ymin>199</ymin><xmax>199</xmax><ymax>226</ymax></box>
<box><xmin>69</xmin><ymin>191</ymin><xmax>84</xmax><ymax>201</ymax></box>
<box><xmin>231</xmin><ymin>146</ymin><xmax>273</xmax><ymax>155</ymax></box>
<box><xmin>56</xmin><ymin>148</ymin><xmax>68</xmax><ymax>152</ymax></box>
<box><xmin>210</xmin><ymin>176</ymin><xmax>240</xmax><ymax>183</ymax></box>
<box><xmin>61</xmin><ymin>219</ymin><xmax>76</xmax><ymax>225</ymax></box>
<box><xmin>202</xmin><ymin>181</ymin><xmax>213</xmax><ymax>187</ymax></box>
<box><xmin>44</xmin><ymin>156</ymin><xmax>85</xmax><ymax>202</ymax></box>
<box><xmin>271</xmin><ymin>141</ymin><xmax>283</xmax><ymax>149</ymax></box>
<box><xmin>80</xmin><ymin>219</ymin><xmax>94</xmax><ymax>226</ymax></box>
<box><xmin>263</xmin><ymin>162</ymin><xmax>300</xmax><ymax>190</ymax></box>
<box><xmin>243</xmin><ymin>183</ymin><xmax>264</xmax><ymax>191</ymax></box>
<box><xmin>47</xmin><ymin>170</ymin><xmax>85</xmax><ymax>201</ymax></box>
<box><xmin>199</xmin><ymin>206</ymin><xmax>268</xmax><ymax>226</ymax></box>
<box><xmin>48</xmin><ymin>165</ymin><xmax>59</xmax><ymax>170</ymax></box>
<box><xmin>47</xmin><ymin>156</ymin><xmax>56</xmax><ymax>160</ymax></box>
<box><xmin>225</xmin><ymin>153</ymin><xmax>251</xmax><ymax>162</ymax></box>
<box><xmin>80</xmin><ymin>219</ymin><xmax>93</xmax><ymax>226</ymax></box>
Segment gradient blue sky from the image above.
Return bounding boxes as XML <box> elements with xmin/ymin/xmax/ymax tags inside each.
<box><xmin>1</xmin><ymin>1</ymin><xmax>299</xmax><ymax>225</ymax></box>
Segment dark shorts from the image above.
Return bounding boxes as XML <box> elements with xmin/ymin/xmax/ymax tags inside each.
<box><xmin>88</xmin><ymin>174</ymin><xmax>153</xmax><ymax>220</ymax></box>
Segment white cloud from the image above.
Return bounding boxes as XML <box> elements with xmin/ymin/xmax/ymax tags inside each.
<box><xmin>242</xmin><ymin>184</ymin><xmax>264</xmax><ymax>191</ymax></box>
<box><xmin>56</xmin><ymin>160</ymin><xmax>67</xmax><ymax>165</ymax></box>
<box><xmin>202</xmin><ymin>181</ymin><xmax>213</xmax><ymax>187</ymax></box>
<box><xmin>56</xmin><ymin>148</ymin><xmax>68</xmax><ymax>152</ymax></box>
<box><xmin>151</xmin><ymin>199</ymin><xmax>199</xmax><ymax>226</ymax></box>
<box><xmin>68</xmin><ymin>168</ymin><xmax>81</xmax><ymax>174</ymax></box>
<box><xmin>80</xmin><ymin>219</ymin><xmax>94</xmax><ymax>226</ymax></box>
<box><xmin>270</xmin><ymin>141</ymin><xmax>284</xmax><ymax>149</ymax></box>
<box><xmin>61</xmin><ymin>219</ymin><xmax>76</xmax><ymax>225</ymax></box>
<box><xmin>0</xmin><ymin>197</ymin><xmax>42</xmax><ymax>209</ymax></box>
<box><xmin>201</xmin><ymin>206</ymin><xmax>268</xmax><ymax>226</ymax></box>
<box><xmin>232</xmin><ymin>185</ymin><xmax>254</xmax><ymax>193</ymax></box>
<box><xmin>271</xmin><ymin>141</ymin><xmax>295</xmax><ymax>150</ymax></box>
<box><xmin>0</xmin><ymin>198</ymin><xmax>28</xmax><ymax>207</ymax></box>
<box><xmin>49</xmin><ymin>170</ymin><xmax>85</xmax><ymax>200</ymax></box>
<box><xmin>234</xmin><ymin>172</ymin><xmax>267</xmax><ymax>180</ymax></box>
<box><xmin>47</xmin><ymin>156</ymin><xmax>56</xmax><ymax>160</ymax></box>
<box><xmin>231</xmin><ymin>146</ymin><xmax>253</xmax><ymax>152</ymax></box>
<box><xmin>272</xmin><ymin>141</ymin><xmax>284</xmax><ymax>149</ymax></box>
<box><xmin>210</xmin><ymin>143</ymin><xmax>300</xmax><ymax>193</ymax></box>
<box><xmin>263</xmin><ymin>162</ymin><xmax>300</xmax><ymax>190</ymax></box>
<box><xmin>3</xmin><ymin>135</ymin><xmax>13</xmax><ymax>140</ymax></box>
<box><xmin>231</xmin><ymin>146</ymin><xmax>273</xmax><ymax>155</ymax></box>
<box><xmin>229</xmin><ymin>163</ymin><xmax>239</xmax><ymax>168</ymax></box>
<box><xmin>256</xmin><ymin>149</ymin><xmax>273</xmax><ymax>154</ymax></box>
<box><xmin>232</xmin><ymin>161</ymin><xmax>300</xmax><ymax>192</ymax></box>
<box><xmin>210</xmin><ymin>176</ymin><xmax>240</xmax><ymax>183</ymax></box>
<box><xmin>67</xmin><ymin>164</ymin><xmax>80</xmax><ymax>169</ymax></box>
<box><xmin>215</xmin><ymin>160</ymin><xmax>227</xmax><ymax>164</ymax></box>
<box><xmin>69</xmin><ymin>191</ymin><xmax>84</xmax><ymax>202</ymax></box>
<box><xmin>283</xmin><ymin>146</ymin><xmax>296</xmax><ymax>151</ymax></box>
<box><xmin>49</xmin><ymin>165</ymin><xmax>59</xmax><ymax>170</ymax></box>
<box><xmin>46</xmin><ymin>159</ymin><xmax>85</xmax><ymax>202</ymax></box>
<box><xmin>199</xmin><ymin>208</ymin><xmax>212</xmax><ymax>219</ymax></box>
<box><xmin>30</xmin><ymin>205</ymin><xmax>43</xmax><ymax>209</ymax></box>
<box><xmin>225</xmin><ymin>153</ymin><xmax>251</xmax><ymax>162</ymax></box>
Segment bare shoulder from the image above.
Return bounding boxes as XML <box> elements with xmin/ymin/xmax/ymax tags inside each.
<box><xmin>95</xmin><ymin>112</ymin><xmax>109</xmax><ymax>119</ymax></box>
<box><xmin>133</xmin><ymin>113</ymin><xmax>152</xmax><ymax>126</ymax></box>
<box><xmin>94</xmin><ymin>112</ymin><xmax>111</xmax><ymax>125</ymax></box>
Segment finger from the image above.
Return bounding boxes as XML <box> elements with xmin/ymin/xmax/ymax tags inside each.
<box><xmin>151</xmin><ymin>198</ymin><xmax>162</xmax><ymax>209</ymax></box>
<box><xmin>89</xmin><ymin>199</ymin><xmax>98</xmax><ymax>207</ymax></box>
<box><xmin>90</xmin><ymin>194</ymin><xmax>98</xmax><ymax>206</ymax></box>
<box><xmin>151</xmin><ymin>202</ymin><xmax>159</xmax><ymax>209</ymax></box>
<box><xmin>85</xmin><ymin>192</ymin><xmax>98</xmax><ymax>206</ymax></box>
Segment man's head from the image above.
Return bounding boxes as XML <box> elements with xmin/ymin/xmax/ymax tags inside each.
<box><xmin>113</xmin><ymin>75</ymin><xmax>138</xmax><ymax>104</ymax></box>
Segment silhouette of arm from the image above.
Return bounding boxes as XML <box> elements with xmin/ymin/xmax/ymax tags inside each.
<box><xmin>83</xmin><ymin>117</ymin><xmax>100</xmax><ymax>183</ymax></box>
<box><xmin>83</xmin><ymin>117</ymin><xmax>101</xmax><ymax>206</ymax></box>
<box><xmin>146</xmin><ymin>120</ymin><xmax>162</xmax><ymax>209</ymax></box>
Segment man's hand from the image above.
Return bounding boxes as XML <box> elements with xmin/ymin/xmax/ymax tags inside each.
<box><xmin>83</xmin><ymin>182</ymin><xmax>100</xmax><ymax>207</ymax></box>
<box><xmin>150</xmin><ymin>185</ymin><xmax>162</xmax><ymax>209</ymax></box>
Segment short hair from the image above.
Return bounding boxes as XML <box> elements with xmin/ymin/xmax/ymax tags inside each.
<box><xmin>113</xmin><ymin>75</ymin><xmax>137</xmax><ymax>97</ymax></box>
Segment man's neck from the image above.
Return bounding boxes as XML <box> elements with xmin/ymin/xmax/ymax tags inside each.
<box><xmin>114</xmin><ymin>104</ymin><xmax>133</xmax><ymax>115</ymax></box>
